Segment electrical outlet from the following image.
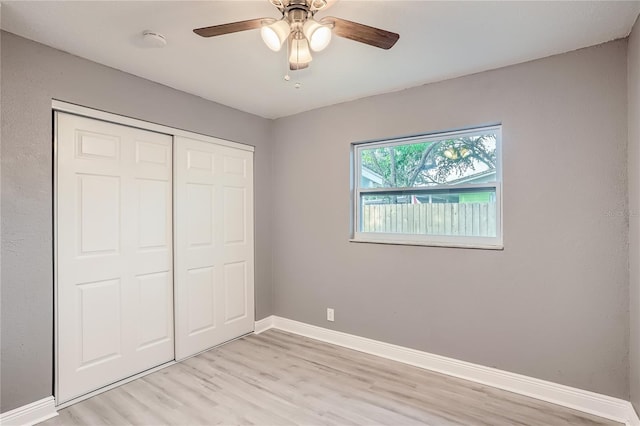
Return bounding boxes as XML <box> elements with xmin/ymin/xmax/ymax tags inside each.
<box><xmin>327</xmin><ymin>308</ymin><xmax>334</xmax><ymax>322</ymax></box>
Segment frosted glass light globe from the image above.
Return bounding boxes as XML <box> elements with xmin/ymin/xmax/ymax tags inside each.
<box><xmin>303</xmin><ymin>20</ymin><xmax>332</xmax><ymax>52</ymax></box>
<box><xmin>261</xmin><ymin>20</ymin><xmax>290</xmax><ymax>52</ymax></box>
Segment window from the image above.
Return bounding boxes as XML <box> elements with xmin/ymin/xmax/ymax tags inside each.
<box><xmin>351</xmin><ymin>125</ymin><xmax>502</xmax><ymax>249</ymax></box>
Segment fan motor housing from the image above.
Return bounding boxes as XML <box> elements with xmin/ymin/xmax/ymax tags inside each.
<box><xmin>273</xmin><ymin>0</ymin><xmax>328</xmax><ymax>18</ymax></box>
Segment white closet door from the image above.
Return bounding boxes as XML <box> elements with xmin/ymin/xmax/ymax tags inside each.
<box><xmin>56</xmin><ymin>113</ymin><xmax>174</xmax><ymax>403</ymax></box>
<box><xmin>174</xmin><ymin>136</ymin><xmax>254</xmax><ymax>360</ymax></box>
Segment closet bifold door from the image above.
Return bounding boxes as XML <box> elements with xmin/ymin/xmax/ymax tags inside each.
<box><xmin>174</xmin><ymin>136</ymin><xmax>255</xmax><ymax>360</ymax></box>
<box><xmin>56</xmin><ymin>112</ymin><xmax>174</xmax><ymax>404</ymax></box>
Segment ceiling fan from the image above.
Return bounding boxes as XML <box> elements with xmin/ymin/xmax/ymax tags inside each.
<box><xmin>193</xmin><ymin>0</ymin><xmax>400</xmax><ymax>71</ymax></box>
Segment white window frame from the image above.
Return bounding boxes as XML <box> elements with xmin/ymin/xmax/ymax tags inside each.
<box><xmin>350</xmin><ymin>125</ymin><xmax>503</xmax><ymax>249</ymax></box>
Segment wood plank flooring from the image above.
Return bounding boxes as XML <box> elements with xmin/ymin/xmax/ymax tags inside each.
<box><xmin>42</xmin><ymin>330</ymin><xmax>621</xmax><ymax>426</ymax></box>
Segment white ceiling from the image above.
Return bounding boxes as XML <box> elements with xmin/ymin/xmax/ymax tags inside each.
<box><xmin>2</xmin><ymin>1</ymin><xmax>639</xmax><ymax>119</ymax></box>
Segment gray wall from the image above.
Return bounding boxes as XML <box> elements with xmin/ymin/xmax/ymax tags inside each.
<box><xmin>0</xmin><ymin>31</ymin><xmax>273</xmax><ymax>412</ymax></box>
<box><xmin>1</xmin><ymin>27</ymin><xmax>634</xmax><ymax>413</ymax></box>
<box><xmin>272</xmin><ymin>40</ymin><xmax>630</xmax><ymax>398</ymax></box>
<box><xmin>629</xmin><ymin>15</ymin><xmax>640</xmax><ymax>412</ymax></box>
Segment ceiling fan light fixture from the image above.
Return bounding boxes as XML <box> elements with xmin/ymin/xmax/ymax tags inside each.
<box><xmin>302</xmin><ymin>19</ymin><xmax>332</xmax><ymax>51</ymax></box>
<box><xmin>261</xmin><ymin>19</ymin><xmax>291</xmax><ymax>51</ymax></box>
<box><xmin>290</xmin><ymin>36</ymin><xmax>313</xmax><ymax>65</ymax></box>
<box><xmin>193</xmin><ymin>1</ymin><xmax>401</xmax><ymax>75</ymax></box>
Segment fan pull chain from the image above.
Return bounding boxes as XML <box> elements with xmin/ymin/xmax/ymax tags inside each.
<box><xmin>293</xmin><ymin>33</ymin><xmax>302</xmax><ymax>89</ymax></box>
<box><xmin>284</xmin><ymin>35</ymin><xmax>291</xmax><ymax>82</ymax></box>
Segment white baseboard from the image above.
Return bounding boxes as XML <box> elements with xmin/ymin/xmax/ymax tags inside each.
<box><xmin>256</xmin><ymin>315</ymin><xmax>640</xmax><ymax>425</ymax></box>
<box><xmin>0</xmin><ymin>396</ymin><xmax>57</xmax><ymax>426</ymax></box>
<box><xmin>254</xmin><ymin>316</ymin><xmax>275</xmax><ymax>334</ymax></box>
<box><xmin>630</xmin><ymin>407</ymin><xmax>640</xmax><ymax>426</ymax></box>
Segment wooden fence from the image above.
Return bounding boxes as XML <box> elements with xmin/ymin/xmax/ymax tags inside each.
<box><xmin>362</xmin><ymin>203</ymin><xmax>497</xmax><ymax>237</ymax></box>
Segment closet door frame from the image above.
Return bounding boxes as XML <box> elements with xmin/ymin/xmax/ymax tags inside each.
<box><xmin>52</xmin><ymin>100</ymin><xmax>255</xmax><ymax>408</ymax></box>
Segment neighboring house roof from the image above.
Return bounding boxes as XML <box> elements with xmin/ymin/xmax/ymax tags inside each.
<box><xmin>361</xmin><ymin>166</ymin><xmax>385</xmax><ymax>185</ymax></box>
<box><xmin>447</xmin><ymin>169</ymin><xmax>496</xmax><ymax>184</ymax></box>
<box><xmin>361</xmin><ymin>165</ymin><xmax>495</xmax><ymax>187</ymax></box>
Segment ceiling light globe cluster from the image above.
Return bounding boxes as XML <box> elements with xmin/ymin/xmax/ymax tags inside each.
<box><xmin>261</xmin><ymin>18</ymin><xmax>331</xmax><ymax>58</ymax></box>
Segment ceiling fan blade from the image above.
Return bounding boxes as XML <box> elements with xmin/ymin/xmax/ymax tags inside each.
<box><xmin>194</xmin><ymin>18</ymin><xmax>265</xmax><ymax>38</ymax></box>
<box><xmin>323</xmin><ymin>17</ymin><xmax>399</xmax><ymax>50</ymax></box>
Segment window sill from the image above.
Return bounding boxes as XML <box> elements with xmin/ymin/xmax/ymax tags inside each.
<box><xmin>349</xmin><ymin>238</ymin><xmax>504</xmax><ymax>250</ymax></box>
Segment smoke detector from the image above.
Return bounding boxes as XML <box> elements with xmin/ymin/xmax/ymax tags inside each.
<box><xmin>141</xmin><ymin>30</ymin><xmax>167</xmax><ymax>48</ymax></box>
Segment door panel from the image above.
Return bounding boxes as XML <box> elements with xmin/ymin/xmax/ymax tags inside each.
<box><xmin>137</xmin><ymin>179</ymin><xmax>169</xmax><ymax>249</ymax></box>
<box><xmin>57</xmin><ymin>112</ymin><xmax>174</xmax><ymax>403</ymax></box>
<box><xmin>223</xmin><ymin>156</ymin><xmax>246</xmax><ymax>176</ymax></box>
<box><xmin>76</xmin><ymin>131</ymin><xmax>120</xmax><ymax>159</ymax></box>
<box><xmin>78</xmin><ymin>174</ymin><xmax>121</xmax><ymax>254</ymax></box>
<box><xmin>78</xmin><ymin>279</ymin><xmax>122</xmax><ymax>366</ymax></box>
<box><xmin>175</xmin><ymin>136</ymin><xmax>254</xmax><ymax>360</ymax></box>
<box><xmin>224</xmin><ymin>261</ymin><xmax>247</xmax><ymax>323</ymax></box>
<box><xmin>186</xmin><ymin>183</ymin><xmax>215</xmax><ymax>247</ymax></box>
<box><xmin>223</xmin><ymin>187</ymin><xmax>246</xmax><ymax>244</ymax></box>
<box><xmin>136</xmin><ymin>271</ymin><xmax>172</xmax><ymax>349</ymax></box>
<box><xmin>187</xmin><ymin>149</ymin><xmax>215</xmax><ymax>173</ymax></box>
<box><xmin>136</xmin><ymin>140</ymin><xmax>170</xmax><ymax>166</ymax></box>
<box><xmin>187</xmin><ymin>266</ymin><xmax>216</xmax><ymax>335</ymax></box>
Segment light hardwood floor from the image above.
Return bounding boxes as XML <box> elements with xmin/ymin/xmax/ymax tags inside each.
<box><xmin>42</xmin><ymin>330</ymin><xmax>621</xmax><ymax>426</ymax></box>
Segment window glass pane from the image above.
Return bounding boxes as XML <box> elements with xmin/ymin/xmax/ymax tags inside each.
<box><xmin>359</xmin><ymin>131</ymin><xmax>497</xmax><ymax>188</ymax></box>
<box><xmin>360</xmin><ymin>188</ymin><xmax>497</xmax><ymax>238</ymax></box>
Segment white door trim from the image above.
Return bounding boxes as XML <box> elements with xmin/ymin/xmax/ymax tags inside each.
<box><xmin>255</xmin><ymin>315</ymin><xmax>640</xmax><ymax>426</ymax></box>
<box><xmin>51</xmin><ymin>100</ymin><xmax>254</xmax><ymax>153</ymax></box>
